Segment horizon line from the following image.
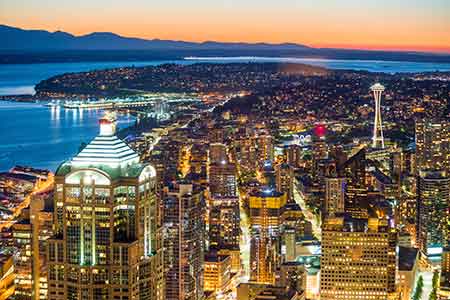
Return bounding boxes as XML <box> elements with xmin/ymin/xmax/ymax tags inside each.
<box><xmin>3</xmin><ymin>23</ymin><xmax>450</xmax><ymax>55</ymax></box>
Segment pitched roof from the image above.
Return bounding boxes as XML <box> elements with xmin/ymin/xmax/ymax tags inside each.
<box><xmin>72</xmin><ymin>135</ymin><xmax>139</xmax><ymax>168</ymax></box>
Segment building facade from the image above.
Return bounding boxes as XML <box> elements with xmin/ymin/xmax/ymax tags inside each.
<box><xmin>162</xmin><ymin>182</ymin><xmax>205</xmax><ymax>300</ymax></box>
<box><xmin>324</xmin><ymin>177</ymin><xmax>346</xmax><ymax>217</ymax></box>
<box><xmin>249</xmin><ymin>188</ymin><xmax>287</xmax><ymax>284</ymax></box>
<box><xmin>415</xmin><ymin>118</ymin><xmax>449</xmax><ymax>173</ymax></box>
<box><xmin>416</xmin><ymin>170</ymin><xmax>450</xmax><ymax>255</ymax></box>
<box><xmin>320</xmin><ymin>215</ymin><xmax>397</xmax><ymax>300</ymax></box>
<box><xmin>46</xmin><ymin>117</ymin><xmax>164</xmax><ymax>300</ymax></box>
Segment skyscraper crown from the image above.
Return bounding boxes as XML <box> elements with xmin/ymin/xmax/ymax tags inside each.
<box><xmin>71</xmin><ymin>115</ymin><xmax>139</xmax><ymax>168</ymax></box>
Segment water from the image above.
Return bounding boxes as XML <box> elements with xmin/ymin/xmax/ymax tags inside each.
<box><xmin>185</xmin><ymin>56</ymin><xmax>450</xmax><ymax>73</ymax></box>
<box><xmin>1</xmin><ymin>57</ymin><xmax>450</xmax><ymax>171</ymax></box>
<box><xmin>0</xmin><ymin>101</ymin><xmax>135</xmax><ymax>171</ymax></box>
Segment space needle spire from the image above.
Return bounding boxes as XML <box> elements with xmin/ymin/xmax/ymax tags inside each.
<box><xmin>370</xmin><ymin>83</ymin><xmax>385</xmax><ymax>149</ymax></box>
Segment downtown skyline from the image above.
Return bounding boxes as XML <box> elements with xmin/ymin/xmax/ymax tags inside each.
<box><xmin>1</xmin><ymin>2</ymin><xmax>450</xmax><ymax>299</ymax></box>
<box><xmin>1</xmin><ymin>0</ymin><xmax>450</xmax><ymax>53</ymax></box>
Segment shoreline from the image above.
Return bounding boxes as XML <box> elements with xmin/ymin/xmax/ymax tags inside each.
<box><xmin>2</xmin><ymin>59</ymin><xmax>450</xmax><ymax>101</ymax></box>
<box><xmin>0</xmin><ymin>94</ymin><xmax>37</xmax><ymax>102</ymax></box>
<box><xmin>0</xmin><ymin>101</ymin><xmax>140</xmax><ymax>172</ymax></box>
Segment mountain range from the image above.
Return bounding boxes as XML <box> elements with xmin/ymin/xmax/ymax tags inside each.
<box><xmin>0</xmin><ymin>24</ymin><xmax>312</xmax><ymax>51</ymax></box>
<box><xmin>1</xmin><ymin>24</ymin><xmax>450</xmax><ymax>64</ymax></box>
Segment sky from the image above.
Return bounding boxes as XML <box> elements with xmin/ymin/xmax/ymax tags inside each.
<box><xmin>1</xmin><ymin>0</ymin><xmax>450</xmax><ymax>53</ymax></box>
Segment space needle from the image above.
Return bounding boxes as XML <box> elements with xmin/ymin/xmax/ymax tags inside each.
<box><xmin>370</xmin><ymin>83</ymin><xmax>385</xmax><ymax>149</ymax></box>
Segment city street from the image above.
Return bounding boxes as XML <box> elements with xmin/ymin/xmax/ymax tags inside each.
<box><xmin>293</xmin><ymin>184</ymin><xmax>321</xmax><ymax>240</ymax></box>
<box><xmin>0</xmin><ymin>174</ymin><xmax>54</xmax><ymax>231</ymax></box>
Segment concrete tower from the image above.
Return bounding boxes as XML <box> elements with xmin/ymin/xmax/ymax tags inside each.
<box><xmin>371</xmin><ymin>83</ymin><xmax>385</xmax><ymax>149</ymax></box>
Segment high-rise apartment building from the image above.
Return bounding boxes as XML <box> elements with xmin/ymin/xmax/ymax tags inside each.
<box><xmin>415</xmin><ymin>118</ymin><xmax>449</xmax><ymax>173</ymax></box>
<box><xmin>162</xmin><ymin>182</ymin><xmax>205</xmax><ymax>300</ymax></box>
<box><xmin>46</xmin><ymin>117</ymin><xmax>164</xmax><ymax>300</ymax></box>
<box><xmin>321</xmin><ymin>214</ymin><xmax>397</xmax><ymax>300</ymax></box>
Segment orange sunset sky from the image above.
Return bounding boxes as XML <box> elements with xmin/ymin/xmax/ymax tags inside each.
<box><xmin>1</xmin><ymin>0</ymin><xmax>450</xmax><ymax>53</ymax></box>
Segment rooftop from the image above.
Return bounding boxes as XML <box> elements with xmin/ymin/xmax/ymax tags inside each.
<box><xmin>55</xmin><ymin>115</ymin><xmax>151</xmax><ymax>180</ymax></box>
<box><xmin>56</xmin><ymin>160</ymin><xmax>148</xmax><ymax>180</ymax></box>
<box><xmin>0</xmin><ymin>172</ymin><xmax>38</xmax><ymax>183</ymax></box>
<box><xmin>398</xmin><ymin>247</ymin><xmax>419</xmax><ymax>271</ymax></box>
<box><xmin>72</xmin><ymin>135</ymin><xmax>139</xmax><ymax>168</ymax></box>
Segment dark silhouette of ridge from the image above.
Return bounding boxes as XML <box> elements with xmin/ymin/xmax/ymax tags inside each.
<box><xmin>1</xmin><ymin>24</ymin><xmax>450</xmax><ymax>64</ymax></box>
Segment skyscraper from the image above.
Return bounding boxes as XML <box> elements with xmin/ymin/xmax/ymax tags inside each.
<box><xmin>280</xmin><ymin>203</ymin><xmax>305</xmax><ymax>262</ymax></box>
<box><xmin>370</xmin><ymin>83</ymin><xmax>385</xmax><ymax>149</ymax></box>
<box><xmin>249</xmin><ymin>187</ymin><xmax>287</xmax><ymax>284</ymax></box>
<box><xmin>209</xmin><ymin>196</ymin><xmax>240</xmax><ymax>251</ymax></box>
<box><xmin>12</xmin><ymin>215</ymin><xmax>32</xmax><ymax>300</ymax></box>
<box><xmin>324</xmin><ymin>177</ymin><xmax>346</xmax><ymax>217</ymax></box>
<box><xmin>338</xmin><ymin>148</ymin><xmax>367</xmax><ymax>217</ymax></box>
<box><xmin>321</xmin><ymin>215</ymin><xmax>397</xmax><ymax>300</ymax></box>
<box><xmin>415</xmin><ymin>118</ymin><xmax>450</xmax><ymax>173</ymax></box>
<box><xmin>338</xmin><ymin>147</ymin><xmax>366</xmax><ymax>190</ymax></box>
<box><xmin>31</xmin><ymin>193</ymin><xmax>53</xmax><ymax>300</ymax></box>
<box><xmin>162</xmin><ymin>182</ymin><xmax>205</xmax><ymax>300</ymax></box>
<box><xmin>416</xmin><ymin>170</ymin><xmax>450</xmax><ymax>255</ymax></box>
<box><xmin>46</xmin><ymin>116</ymin><xmax>163</xmax><ymax>300</ymax></box>
<box><xmin>275</xmin><ymin>163</ymin><xmax>294</xmax><ymax>203</ymax></box>
<box><xmin>208</xmin><ymin>142</ymin><xmax>240</xmax><ymax>271</ymax></box>
<box><xmin>11</xmin><ymin>192</ymin><xmax>53</xmax><ymax>300</ymax></box>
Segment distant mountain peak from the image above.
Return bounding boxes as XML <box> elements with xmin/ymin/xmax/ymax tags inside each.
<box><xmin>82</xmin><ymin>31</ymin><xmax>122</xmax><ymax>38</ymax></box>
<box><xmin>52</xmin><ymin>30</ymin><xmax>74</xmax><ymax>38</ymax></box>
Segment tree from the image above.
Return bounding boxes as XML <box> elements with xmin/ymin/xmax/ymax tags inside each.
<box><xmin>432</xmin><ymin>270</ymin><xmax>439</xmax><ymax>289</ymax></box>
<box><xmin>412</xmin><ymin>275</ymin><xmax>424</xmax><ymax>300</ymax></box>
<box><xmin>429</xmin><ymin>270</ymin><xmax>439</xmax><ymax>300</ymax></box>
